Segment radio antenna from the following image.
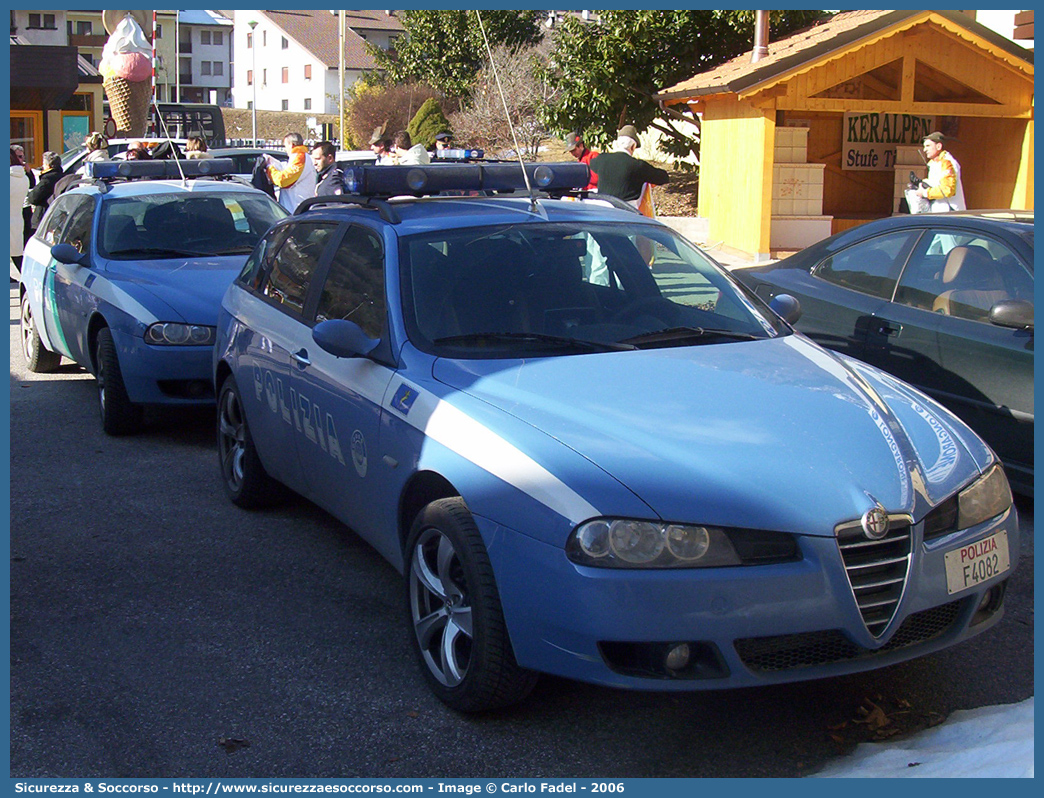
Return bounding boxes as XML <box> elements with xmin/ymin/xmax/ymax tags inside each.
<box><xmin>475</xmin><ymin>10</ymin><xmax>537</xmax><ymax>212</ymax></box>
<box><xmin>149</xmin><ymin>96</ymin><xmax>186</xmax><ymax>184</ymax></box>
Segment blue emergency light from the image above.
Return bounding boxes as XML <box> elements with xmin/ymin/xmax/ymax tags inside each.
<box><xmin>341</xmin><ymin>162</ymin><xmax>589</xmax><ymax>197</ymax></box>
<box><xmin>432</xmin><ymin>148</ymin><xmax>485</xmax><ymax>161</ymax></box>
<box><xmin>85</xmin><ymin>158</ymin><xmax>236</xmax><ymax>180</ymax></box>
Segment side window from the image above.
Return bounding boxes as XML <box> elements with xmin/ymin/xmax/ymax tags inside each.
<box><xmin>63</xmin><ymin>197</ymin><xmax>95</xmax><ymax>254</ymax></box>
<box><xmin>897</xmin><ymin>230</ymin><xmax>1032</xmax><ymax>322</ymax></box>
<box><xmin>813</xmin><ymin>231</ymin><xmax>917</xmax><ymax>299</ymax></box>
<box><xmin>315</xmin><ymin>226</ymin><xmax>386</xmax><ymax>339</ymax></box>
<box><xmin>36</xmin><ymin>195</ymin><xmax>79</xmax><ymax>246</ymax></box>
<box><xmin>258</xmin><ymin>222</ymin><xmax>337</xmax><ymax>318</ymax></box>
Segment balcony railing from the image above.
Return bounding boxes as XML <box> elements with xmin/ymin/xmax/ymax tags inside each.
<box><xmin>69</xmin><ymin>33</ymin><xmax>107</xmax><ymax>47</ymax></box>
<box><xmin>178</xmin><ymin>42</ymin><xmax>192</xmax><ymax>54</ymax></box>
<box><xmin>179</xmin><ymin>73</ymin><xmax>193</xmax><ymax>85</ymax></box>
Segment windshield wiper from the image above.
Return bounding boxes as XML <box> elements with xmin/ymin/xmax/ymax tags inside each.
<box><xmin>212</xmin><ymin>245</ymin><xmax>256</xmax><ymax>255</ymax></box>
<box><xmin>434</xmin><ymin>332</ymin><xmax>636</xmax><ymax>352</ymax></box>
<box><xmin>107</xmin><ymin>246</ymin><xmax>210</xmax><ymax>258</ymax></box>
<box><xmin>621</xmin><ymin>326</ymin><xmax>763</xmax><ymax>347</ymax></box>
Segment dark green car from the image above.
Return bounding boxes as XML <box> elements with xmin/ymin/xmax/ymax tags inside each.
<box><xmin>737</xmin><ymin>211</ymin><xmax>1033</xmax><ymax>496</ymax></box>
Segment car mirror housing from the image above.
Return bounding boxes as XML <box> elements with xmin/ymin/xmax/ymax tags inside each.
<box><xmin>989</xmin><ymin>299</ymin><xmax>1034</xmax><ymax>331</ymax></box>
<box><xmin>50</xmin><ymin>243</ymin><xmax>88</xmax><ymax>267</ymax></box>
<box><xmin>312</xmin><ymin>319</ymin><xmax>380</xmax><ymax>358</ymax></box>
<box><xmin>769</xmin><ymin>293</ymin><xmax>802</xmax><ymax>325</ymax></box>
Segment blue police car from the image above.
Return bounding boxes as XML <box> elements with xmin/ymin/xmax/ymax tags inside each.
<box><xmin>213</xmin><ymin>163</ymin><xmax>1018</xmax><ymax>711</ymax></box>
<box><xmin>19</xmin><ymin>159</ymin><xmax>288</xmax><ymax>434</ymax></box>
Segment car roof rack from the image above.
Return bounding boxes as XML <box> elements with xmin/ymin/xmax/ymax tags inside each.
<box><xmin>84</xmin><ymin>158</ymin><xmax>237</xmax><ymax>182</ymax></box>
<box><xmin>295</xmin><ymin>194</ymin><xmax>402</xmax><ymax>224</ymax></box>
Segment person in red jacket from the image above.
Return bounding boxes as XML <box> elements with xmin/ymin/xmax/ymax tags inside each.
<box><xmin>565</xmin><ymin>131</ymin><xmax>599</xmax><ymax>191</ymax></box>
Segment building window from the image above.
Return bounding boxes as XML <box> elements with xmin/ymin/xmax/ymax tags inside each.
<box><xmin>262</xmin><ymin>69</ymin><xmax>267</xmax><ymax>85</ymax></box>
<box><xmin>201</xmin><ymin>61</ymin><xmax>211</xmax><ymax>76</ymax></box>
<box><xmin>304</xmin><ymin>64</ymin><xmax>312</xmax><ymax>80</ymax></box>
<box><xmin>213</xmin><ymin>30</ymin><xmax>223</xmax><ymax>46</ymax></box>
<box><xmin>247</xmin><ymin>101</ymin><xmax>253</xmax><ymax>111</ymax></box>
<box><xmin>281</xmin><ymin>36</ymin><xmax>288</xmax><ymax>49</ymax></box>
<box><xmin>262</xmin><ymin>30</ymin><xmax>267</xmax><ymax>46</ymax></box>
<box><xmin>213</xmin><ymin>61</ymin><xmax>223</xmax><ymax>76</ymax></box>
<box><xmin>156</xmin><ymin>24</ymin><xmax>162</xmax><ymax>38</ymax></box>
<box><xmin>281</xmin><ymin>99</ymin><xmax>289</xmax><ymax>111</ymax></box>
<box><xmin>68</xmin><ymin>20</ymin><xmax>92</xmax><ymax>36</ymax></box>
<box><xmin>28</xmin><ymin>13</ymin><xmax>56</xmax><ymax>30</ymax></box>
<box><xmin>247</xmin><ymin>70</ymin><xmax>253</xmax><ymax>86</ymax></box>
<box><xmin>246</xmin><ymin>32</ymin><xmax>252</xmax><ymax>49</ymax></box>
<box><xmin>201</xmin><ymin>30</ymin><xmax>211</xmax><ymax>45</ymax></box>
<box><xmin>304</xmin><ymin>98</ymin><xmax>311</xmax><ymax>110</ymax></box>
<box><xmin>281</xmin><ymin>67</ymin><xmax>288</xmax><ymax>83</ymax></box>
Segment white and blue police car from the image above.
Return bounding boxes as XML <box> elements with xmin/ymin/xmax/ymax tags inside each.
<box><xmin>19</xmin><ymin>158</ymin><xmax>288</xmax><ymax>434</ymax></box>
<box><xmin>213</xmin><ymin>162</ymin><xmax>1018</xmax><ymax>712</ymax></box>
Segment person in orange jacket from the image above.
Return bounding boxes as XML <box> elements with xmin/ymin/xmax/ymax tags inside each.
<box><xmin>265</xmin><ymin>132</ymin><xmax>317</xmax><ymax>212</ymax></box>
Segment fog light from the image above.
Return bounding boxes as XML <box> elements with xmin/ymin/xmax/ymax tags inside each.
<box><xmin>665</xmin><ymin>643</ymin><xmax>691</xmax><ymax>671</ymax></box>
<box><xmin>971</xmin><ymin>579</ymin><xmax>1007</xmax><ymax>626</ymax></box>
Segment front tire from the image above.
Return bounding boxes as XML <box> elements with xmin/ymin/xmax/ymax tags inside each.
<box><xmin>20</xmin><ymin>292</ymin><xmax>61</xmax><ymax>373</ymax></box>
<box><xmin>406</xmin><ymin>498</ymin><xmax>537</xmax><ymax>712</ymax></box>
<box><xmin>217</xmin><ymin>374</ymin><xmax>284</xmax><ymax>508</ymax></box>
<box><xmin>95</xmin><ymin>327</ymin><xmax>143</xmax><ymax>435</ymax></box>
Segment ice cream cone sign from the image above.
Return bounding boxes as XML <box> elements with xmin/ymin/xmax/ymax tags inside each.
<box><xmin>100</xmin><ymin>11</ymin><xmax>154</xmax><ymax>137</ymax></box>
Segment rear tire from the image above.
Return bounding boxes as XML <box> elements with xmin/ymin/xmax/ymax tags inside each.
<box><xmin>405</xmin><ymin>497</ymin><xmax>537</xmax><ymax>712</ymax></box>
<box><xmin>20</xmin><ymin>293</ymin><xmax>61</xmax><ymax>373</ymax></box>
<box><xmin>95</xmin><ymin>327</ymin><xmax>143</xmax><ymax>435</ymax></box>
<box><xmin>217</xmin><ymin>374</ymin><xmax>284</xmax><ymax>508</ymax></box>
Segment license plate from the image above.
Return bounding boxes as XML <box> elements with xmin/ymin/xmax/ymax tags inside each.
<box><xmin>944</xmin><ymin>531</ymin><xmax>1010</xmax><ymax>594</ymax></box>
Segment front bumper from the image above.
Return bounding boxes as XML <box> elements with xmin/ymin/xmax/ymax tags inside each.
<box><xmin>109</xmin><ymin>327</ymin><xmax>216</xmax><ymax>405</ymax></box>
<box><xmin>487</xmin><ymin>507</ymin><xmax>1018</xmax><ymax>690</ymax></box>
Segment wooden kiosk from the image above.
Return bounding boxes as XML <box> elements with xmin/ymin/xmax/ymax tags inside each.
<box><xmin>656</xmin><ymin>10</ymin><xmax>1034</xmax><ymax>261</ymax></box>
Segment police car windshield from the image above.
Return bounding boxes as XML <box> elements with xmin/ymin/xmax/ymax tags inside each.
<box><xmin>99</xmin><ymin>192</ymin><xmax>288</xmax><ymax>260</ymax></box>
<box><xmin>400</xmin><ymin>222</ymin><xmax>787</xmax><ymax>357</ymax></box>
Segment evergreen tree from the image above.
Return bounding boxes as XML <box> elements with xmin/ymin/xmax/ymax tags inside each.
<box><xmin>408</xmin><ymin>99</ymin><xmax>452</xmax><ymax>149</ymax></box>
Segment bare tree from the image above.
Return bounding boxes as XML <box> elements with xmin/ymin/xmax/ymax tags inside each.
<box><xmin>450</xmin><ymin>42</ymin><xmax>559</xmax><ymax>159</ymax></box>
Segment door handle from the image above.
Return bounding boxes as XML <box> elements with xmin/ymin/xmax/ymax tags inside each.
<box><xmin>876</xmin><ymin>320</ymin><xmax>902</xmax><ymax>338</ymax></box>
<box><xmin>291</xmin><ymin>348</ymin><xmax>311</xmax><ymax>366</ymax></box>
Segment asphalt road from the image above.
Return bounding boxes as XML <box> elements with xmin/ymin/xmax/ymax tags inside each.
<box><xmin>8</xmin><ymin>278</ymin><xmax>1034</xmax><ymax>779</ymax></box>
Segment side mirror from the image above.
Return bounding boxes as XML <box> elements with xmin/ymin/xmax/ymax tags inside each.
<box><xmin>51</xmin><ymin>243</ymin><xmax>88</xmax><ymax>266</ymax></box>
<box><xmin>989</xmin><ymin>299</ymin><xmax>1033</xmax><ymax>331</ymax></box>
<box><xmin>769</xmin><ymin>293</ymin><xmax>802</xmax><ymax>325</ymax></box>
<box><xmin>312</xmin><ymin>318</ymin><xmax>380</xmax><ymax>358</ymax></box>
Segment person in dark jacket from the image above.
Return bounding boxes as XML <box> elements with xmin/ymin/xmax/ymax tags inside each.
<box><xmin>589</xmin><ymin>125</ymin><xmax>669</xmax><ymax>206</ymax></box>
<box><xmin>310</xmin><ymin>140</ymin><xmax>344</xmax><ymax>197</ymax></box>
<box><xmin>26</xmin><ymin>151</ymin><xmax>63</xmax><ymax>231</ymax></box>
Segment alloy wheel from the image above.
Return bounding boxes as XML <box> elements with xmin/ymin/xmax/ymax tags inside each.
<box><xmin>409</xmin><ymin>527</ymin><xmax>474</xmax><ymax>687</ymax></box>
<box><xmin>218</xmin><ymin>386</ymin><xmax>247</xmax><ymax>492</ymax></box>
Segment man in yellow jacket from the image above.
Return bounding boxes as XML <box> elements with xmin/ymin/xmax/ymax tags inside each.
<box><xmin>266</xmin><ymin>132</ymin><xmax>317</xmax><ymax>212</ymax></box>
<box><xmin>915</xmin><ymin>131</ymin><xmax>965</xmax><ymax>212</ymax></box>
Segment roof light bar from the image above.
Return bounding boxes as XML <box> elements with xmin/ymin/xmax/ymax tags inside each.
<box><xmin>432</xmin><ymin>148</ymin><xmax>485</xmax><ymax>162</ymax></box>
<box><xmin>85</xmin><ymin>158</ymin><xmax>237</xmax><ymax>180</ymax></box>
<box><xmin>341</xmin><ymin>162</ymin><xmax>590</xmax><ymax>197</ymax></box>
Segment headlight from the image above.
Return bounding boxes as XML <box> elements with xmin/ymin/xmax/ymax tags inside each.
<box><xmin>957</xmin><ymin>464</ymin><xmax>1012</xmax><ymax>529</ymax></box>
<box><xmin>568</xmin><ymin>519</ymin><xmax>742</xmax><ymax>568</ymax></box>
<box><xmin>145</xmin><ymin>323</ymin><xmax>215</xmax><ymax>346</ymax></box>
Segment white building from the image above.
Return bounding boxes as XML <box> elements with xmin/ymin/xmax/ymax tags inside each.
<box><xmin>231</xmin><ymin>10</ymin><xmax>404</xmax><ymax>115</ymax></box>
<box><xmin>174</xmin><ymin>10</ymin><xmax>234</xmax><ymax>105</ymax></box>
<box><xmin>971</xmin><ymin>9</ymin><xmax>1033</xmax><ymax>48</ymax></box>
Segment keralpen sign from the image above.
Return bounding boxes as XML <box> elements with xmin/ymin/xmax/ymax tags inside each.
<box><xmin>843</xmin><ymin>112</ymin><xmax>935</xmax><ymax>170</ymax></box>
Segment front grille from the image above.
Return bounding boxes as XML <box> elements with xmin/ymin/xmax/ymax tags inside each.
<box><xmin>837</xmin><ymin>521</ymin><xmax>912</xmax><ymax>637</ymax></box>
<box><xmin>735</xmin><ymin>600</ymin><xmax>964</xmax><ymax>672</ymax></box>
